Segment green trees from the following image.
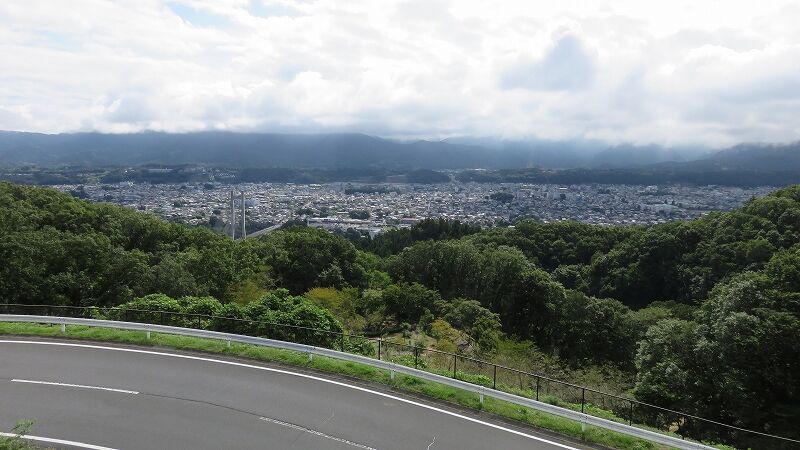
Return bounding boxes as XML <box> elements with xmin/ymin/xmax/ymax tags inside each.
<box><xmin>260</xmin><ymin>226</ymin><xmax>368</xmax><ymax>293</ymax></box>
<box><xmin>550</xmin><ymin>291</ymin><xmax>637</xmax><ymax>366</ymax></box>
<box><xmin>382</xmin><ymin>282</ymin><xmax>442</xmax><ymax>323</ymax></box>
<box><xmin>0</xmin><ymin>183</ymin><xmax>248</xmax><ymax>306</ymax></box>
<box><xmin>489</xmin><ymin>192</ymin><xmax>514</xmax><ymax>203</ymax></box>
<box><xmin>634</xmin><ymin>318</ymin><xmax>697</xmax><ymax>425</ymax></box>
<box><xmin>466</xmin><ymin>220</ymin><xmax>631</xmax><ymax>271</ymax></box>
<box><xmin>244</xmin><ymin>289</ymin><xmax>342</xmax><ymax>334</ymax></box>
<box><xmin>360</xmin><ymin>218</ymin><xmax>481</xmax><ymax>256</ymax></box>
<box><xmin>115</xmin><ymin>291</ymin><xmax>343</xmax><ymax>346</ymax></box>
<box><xmin>437</xmin><ymin>298</ymin><xmax>502</xmax><ymax>353</ymax></box>
<box><xmin>387</xmin><ymin>239</ymin><xmax>565</xmax><ymax>342</ymax></box>
<box><xmin>634</xmin><ymin>256</ymin><xmax>800</xmax><ymax>446</ymax></box>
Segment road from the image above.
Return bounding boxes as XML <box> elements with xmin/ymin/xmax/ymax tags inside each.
<box><xmin>245</xmin><ymin>222</ymin><xmax>284</xmax><ymax>238</ymax></box>
<box><xmin>0</xmin><ymin>339</ymin><xmax>581</xmax><ymax>450</ymax></box>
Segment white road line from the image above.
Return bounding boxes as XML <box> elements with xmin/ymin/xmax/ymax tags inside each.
<box><xmin>426</xmin><ymin>435</ymin><xmax>436</xmax><ymax>450</ymax></box>
<box><xmin>0</xmin><ymin>340</ymin><xmax>579</xmax><ymax>450</ymax></box>
<box><xmin>0</xmin><ymin>432</ymin><xmax>118</xmax><ymax>450</ymax></box>
<box><xmin>259</xmin><ymin>416</ymin><xmax>378</xmax><ymax>450</ymax></box>
<box><xmin>11</xmin><ymin>379</ymin><xmax>139</xmax><ymax>395</ymax></box>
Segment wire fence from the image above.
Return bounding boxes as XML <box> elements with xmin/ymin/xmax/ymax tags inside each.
<box><xmin>1</xmin><ymin>303</ymin><xmax>797</xmax><ymax>450</ymax></box>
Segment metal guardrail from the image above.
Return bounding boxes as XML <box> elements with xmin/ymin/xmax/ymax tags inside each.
<box><xmin>0</xmin><ymin>314</ymin><xmax>715</xmax><ymax>450</ymax></box>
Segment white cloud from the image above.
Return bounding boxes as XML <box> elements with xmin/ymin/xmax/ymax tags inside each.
<box><xmin>0</xmin><ymin>0</ymin><xmax>798</xmax><ymax>146</ymax></box>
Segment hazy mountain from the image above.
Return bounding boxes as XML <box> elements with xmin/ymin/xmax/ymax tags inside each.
<box><xmin>444</xmin><ymin>137</ymin><xmax>710</xmax><ymax>168</ymax></box>
<box><xmin>703</xmin><ymin>142</ymin><xmax>800</xmax><ymax>170</ymax></box>
<box><xmin>0</xmin><ymin>131</ymin><xmax>494</xmax><ymax>169</ymax></box>
<box><xmin>646</xmin><ymin>142</ymin><xmax>800</xmax><ymax>173</ymax></box>
<box><xmin>0</xmin><ymin>131</ymin><xmax>796</xmax><ymax>173</ymax></box>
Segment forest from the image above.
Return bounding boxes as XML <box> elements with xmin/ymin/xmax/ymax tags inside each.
<box><xmin>0</xmin><ymin>181</ymin><xmax>798</xmax><ymax>447</ymax></box>
<box><xmin>456</xmin><ymin>166</ymin><xmax>800</xmax><ymax>187</ymax></box>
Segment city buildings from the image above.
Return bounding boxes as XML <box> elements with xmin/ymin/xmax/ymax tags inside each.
<box><xmin>55</xmin><ymin>182</ymin><xmax>776</xmax><ymax>236</ymax></box>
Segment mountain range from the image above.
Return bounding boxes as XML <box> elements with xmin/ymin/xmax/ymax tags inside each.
<box><xmin>0</xmin><ymin>130</ymin><xmax>798</xmax><ymax>173</ymax></box>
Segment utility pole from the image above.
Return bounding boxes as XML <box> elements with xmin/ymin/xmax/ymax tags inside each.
<box><xmin>230</xmin><ymin>190</ymin><xmax>236</xmax><ymax>239</ymax></box>
<box><xmin>240</xmin><ymin>191</ymin><xmax>246</xmax><ymax>239</ymax></box>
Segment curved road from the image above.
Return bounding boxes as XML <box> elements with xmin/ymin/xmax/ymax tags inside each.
<box><xmin>0</xmin><ymin>339</ymin><xmax>581</xmax><ymax>450</ymax></box>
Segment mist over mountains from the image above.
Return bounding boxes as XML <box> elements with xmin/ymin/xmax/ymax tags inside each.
<box><xmin>0</xmin><ymin>130</ymin><xmax>798</xmax><ymax>174</ymax></box>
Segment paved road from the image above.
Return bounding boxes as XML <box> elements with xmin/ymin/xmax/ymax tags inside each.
<box><xmin>0</xmin><ymin>339</ymin><xmax>580</xmax><ymax>450</ymax></box>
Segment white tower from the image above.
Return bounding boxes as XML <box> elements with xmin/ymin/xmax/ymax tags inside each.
<box><xmin>230</xmin><ymin>190</ymin><xmax>236</xmax><ymax>239</ymax></box>
<box><xmin>240</xmin><ymin>191</ymin><xmax>246</xmax><ymax>239</ymax></box>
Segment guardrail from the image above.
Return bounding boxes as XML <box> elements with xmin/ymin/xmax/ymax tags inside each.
<box><xmin>0</xmin><ymin>304</ymin><xmax>796</xmax><ymax>449</ymax></box>
<box><xmin>0</xmin><ymin>313</ymin><xmax>714</xmax><ymax>450</ymax></box>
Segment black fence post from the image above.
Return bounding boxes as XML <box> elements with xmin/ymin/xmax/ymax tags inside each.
<box><xmin>536</xmin><ymin>376</ymin><xmax>540</xmax><ymax>401</ymax></box>
<box><xmin>581</xmin><ymin>388</ymin><xmax>586</xmax><ymax>414</ymax></box>
<box><xmin>341</xmin><ymin>332</ymin><xmax>346</xmax><ymax>352</ymax></box>
<box><xmin>377</xmin><ymin>339</ymin><xmax>381</xmax><ymax>360</ymax></box>
<box><xmin>196</xmin><ymin>315</ymin><xmax>201</xmax><ymax>329</ymax></box>
<box><xmin>160</xmin><ymin>311</ymin><xmax>164</xmax><ymax>325</ymax></box>
<box><xmin>493</xmin><ymin>365</ymin><xmax>497</xmax><ymax>390</ymax></box>
<box><xmin>453</xmin><ymin>354</ymin><xmax>457</xmax><ymax>379</ymax></box>
<box><xmin>680</xmin><ymin>416</ymin><xmax>685</xmax><ymax>439</ymax></box>
<box><xmin>414</xmin><ymin>347</ymin><xmax>418</xmax><ymax>368</ymax></box>
<box><xmin>629</xmin><ymin>401</ymin><xmax>633</xmax><ymax>426</ymax></box>
<box><xmin>124</xmin><ymin>309</ymin><xmax>128</xmax><ymax>322</ymax></box>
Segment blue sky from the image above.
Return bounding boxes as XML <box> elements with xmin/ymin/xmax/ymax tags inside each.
<box><xmin>167</xmin><ymin>2</ymin><xmax>231</xmax><ymax>27</ymax></box>
<box><xmin>0</xmin><ymin>0</ymin><xmax>798</xmax><ymax>147</ymax></box>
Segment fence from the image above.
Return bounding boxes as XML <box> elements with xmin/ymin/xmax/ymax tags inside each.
<box><xmin>1</xmin><ymin>303</ymin><xmax>796</xmax><ymax>450</ymax></box>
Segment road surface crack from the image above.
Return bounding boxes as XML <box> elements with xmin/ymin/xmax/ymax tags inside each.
<box><xmin>260</xmin><ymin>416</ymin><xmax>378</xmax><ymax>450</ymax></box>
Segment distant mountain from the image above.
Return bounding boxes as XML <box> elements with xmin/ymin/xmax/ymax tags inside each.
<box><xmin>645</xmin><ymin>142</ymin><xmax>800</xmax><ymax>173</ymax></box>
<box><xmin>704</xmin><ymin>143</ymin><xmax>800</xmax><ymax>170</ymax></box>
<box><xmin>590</xmin><ymin>144</ymin><xmax>710</xmax><ymax>168</ymax></box>
<box><xmin>0</xmin><ymin>131</ymin><xmax>495</xmax><ymax>169</ymax></box>
<box><xmin>0</xmin><ymin>131</ymin><xmax>710</xmax><ymax>170</ymax></box>
<box><xmin>0</xmin><ymin>131</ymin><xmax>797</xmax><ymax>175</ymax></box>
<box><xmin>455</xmin><ymin>142</ymin><xmax>800</xmax><ymax>187</ymax></box>
<box><xmin>444</xmin><ymin>137</ymin><xmax>710</xmax><ymax>168</ymax></box>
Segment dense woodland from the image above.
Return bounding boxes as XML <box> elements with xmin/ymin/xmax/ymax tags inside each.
<box><xmin>456</xmin><ymin>166</ymin><xmax>800</xmax><ymax>187</ymax></box>
<box><xmin>1</xmin><ymin>182</ymin><xmax>798</xmax><ymax>447</ymax></box>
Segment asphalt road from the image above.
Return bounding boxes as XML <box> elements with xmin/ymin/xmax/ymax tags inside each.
<box><xmin>0</xmin><ymin>339</ymin><xmax>581</xmax><ymax>450</ymax></box>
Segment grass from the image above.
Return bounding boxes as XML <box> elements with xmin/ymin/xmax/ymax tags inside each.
<box><xmin>0</xmin><ymin>322</ymin><xmax>725</xmax><ymax>450</ymax></box>
<box><xmin>0</xmin><ymin>421</ymin><xmax>38</xmax><ymax>450</ymax></box>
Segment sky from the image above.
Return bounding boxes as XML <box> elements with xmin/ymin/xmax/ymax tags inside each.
<box><xmin>0</xmin><ymin>0</ymin><xmax>799</xmax><ymax>147</ymax></box>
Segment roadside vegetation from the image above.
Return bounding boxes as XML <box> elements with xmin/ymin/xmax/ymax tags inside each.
<box><xmin>1</xmin><ymin>181</ymin><xmax>799</xmax><ymax>448</ymax></box>
<box><xmin>0</xmin><ymin>421</ymin><xmax>37</xmax><ymax>450</ymax></box>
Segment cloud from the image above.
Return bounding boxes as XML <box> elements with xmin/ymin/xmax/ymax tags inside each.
<box><xmin>0</xmin><ymin>0</ymin><xmax>798</xmax><ymax>147</ymax></box>
<box><xmin>501</xmin><ymin>33</ymin><xmax>596</xmax><ymax>91</ymax></box>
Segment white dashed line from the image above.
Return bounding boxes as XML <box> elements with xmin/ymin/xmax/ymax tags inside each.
<box><xmin>11</xmin><ymin>378</ymin><xmax>139</xmax><ymax>394</ymax></box>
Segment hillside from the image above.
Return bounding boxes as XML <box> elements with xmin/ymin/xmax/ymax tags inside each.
<box><xmin>0</xmin><ymin>131</ymin><xmax>494</xmax><ymax>169</ymax></box>
<box><xmin>700</xmin><ymin>142</ymin><xmax>800</xmax><ymax>171</ymax></box>
<box><xmin>0</xmin><ymin>182</ymin><xmax>798</xmax><ymax>447</ymax></box>
<box><xmin>1</xmin><ymin>130</ymin><xmax>798</xmax><ymax>173</ymax></box>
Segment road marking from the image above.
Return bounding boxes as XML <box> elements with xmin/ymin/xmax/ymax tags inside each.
<box><xmin>0</xmin><ymin>340</ymin><xmax>579</xmax><ymax>450</ymax></box>
<box><xmin>426</xmin><ymin>435</ymin><xmax>436</xmax><ymax>450</ymax></box>
<box><xmin>0</xmin><ymin>432</ymin><xmax>118</xmax><ymax>450</ymax></box>
<box><xmin>11</xmin><ymin>379</ymin><xmax>139</xmax><ymax>395</ymax></box>
<box><xmin>259</xmin><ymin>416</ymin><xmax>378</xmax><ymax>450</ymax></box>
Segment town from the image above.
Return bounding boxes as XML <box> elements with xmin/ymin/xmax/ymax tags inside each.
<box><xmin>58</xmin><ymin>181</ymin><xmax>776</xmax><ymax>237</ymax></box>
